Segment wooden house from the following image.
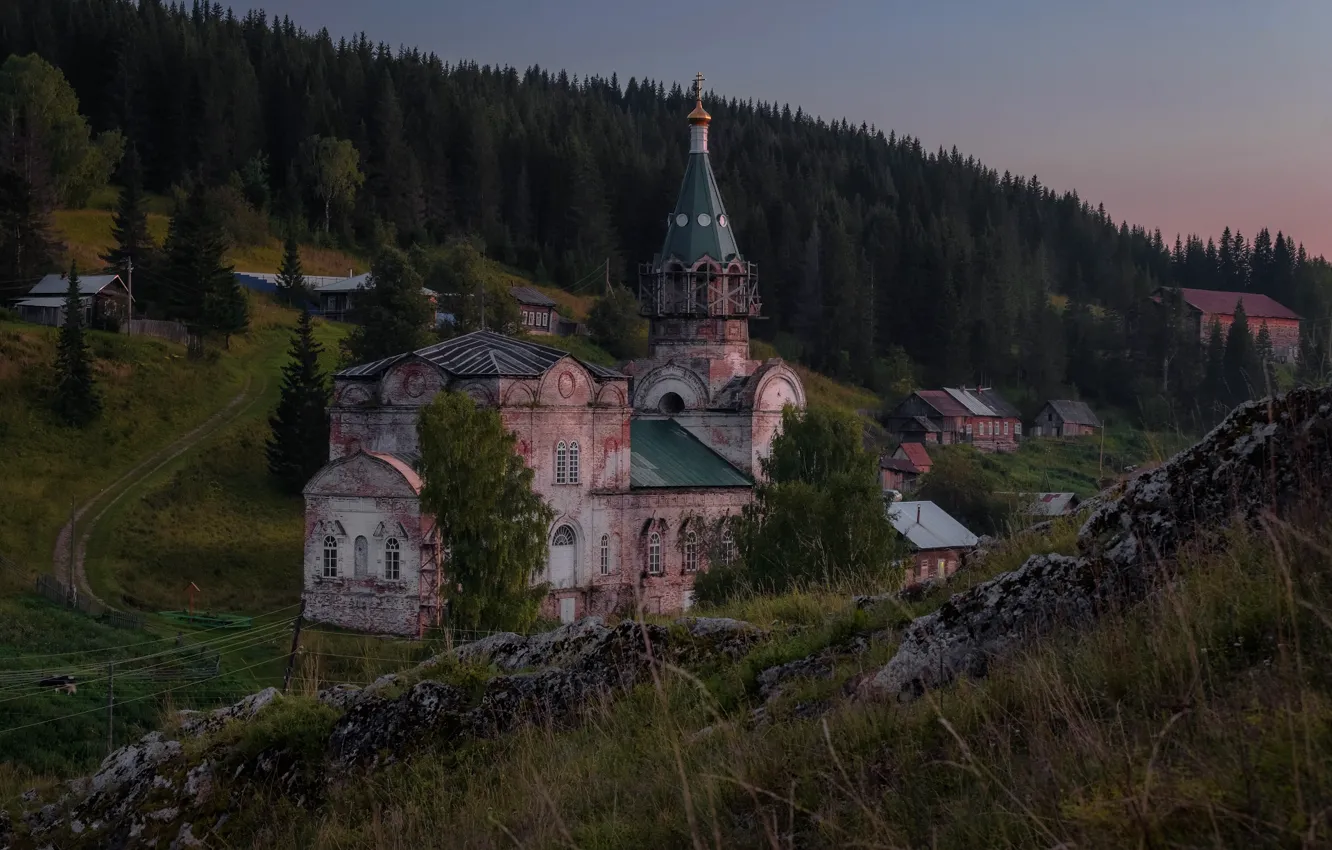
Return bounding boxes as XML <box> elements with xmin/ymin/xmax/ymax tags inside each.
<box><xmin>887</xmin><ymin>500</ymin><xmax>979</xmax><ymax>584</ymax></box>
<box><xmin>1033</xmin><ymin>400</ymin><xmax>1101</xmax><ymax>437</ymax></box>
<box><xmin>893</xmin><ymin>441</ymin><xmax>933</xmax><ymax>474</ymax></box>
<box><xmin>510</xmin><ymin>286</ymin><xmax>559</xmax><ymax>335</ymax></box>
<box><xmin>15</xmin><ymin>274</ymin><xmax>129</xmax><ymax>328</ymax></box>
<box><xmin>885</xmin><ymin>387</ymin><xmax>1022</xmax><ymax>453</ymax></box>
<box><xmin>879</xmin><ymin>457</ymin><xmax>921</xmax><ymax>493</ymax></box>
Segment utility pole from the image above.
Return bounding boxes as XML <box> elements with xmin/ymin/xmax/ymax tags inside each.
<box><xmin>106</xmin><ymin>662</ymin><xmax>114</xmax><ymax>755</ymax></box>
<box><xmin>126</xmin><ymin>256</ymin><xmax>133</xmax><ymax>320</ymax></box>
<box><xmin>67</xmin><ymin>499</ymin><xmax>75</xmax><ymax>604</ymax></box>
<box><xmin>281</xmin><ymin>601</ymin><xmax>306</xmax><ymax>694</ymax></box>
<box><xmin>604</xmin><ymin>257</ymin><xmax>610</xmax><ymax>296</ymax></box>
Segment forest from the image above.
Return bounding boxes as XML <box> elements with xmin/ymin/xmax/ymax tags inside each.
<box><xmin>2</xmin><ymin>0</ymin><xmax>1330</xmax><ymax>432</ymax></box>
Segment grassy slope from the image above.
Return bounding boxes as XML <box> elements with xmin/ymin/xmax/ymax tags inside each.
<box><xmin>206</xmin><ymin>513</ymin><xmax>1332</xmax><ymax>849</ymax></box>
<box><xmin>0</xmin><ymin>324</ymin><xmax>243</xmax><ymax>586</ymax></box>
<box><xmin>50</xmin><ymin>206</ymin><xmax>366</xmax><ymax>278</ymax></box>
<box><xmin>943</xmin><ymin>426</ymin><xmax>1195</xmax><ymax>497</ymax></box>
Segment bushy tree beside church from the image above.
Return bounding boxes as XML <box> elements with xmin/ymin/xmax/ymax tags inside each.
<box><xmin>267</xmin><ymin>308</ymin><xmax>331</xmax><ymax>494</ymax></box>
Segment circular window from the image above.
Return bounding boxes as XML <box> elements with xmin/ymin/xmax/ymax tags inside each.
<box><xmin>697</xmin><ymin>213</ymin><xmax>712</xmax><ymax>227</ymax></box>
<box><xmin>659</xmin><ymin>392</ymin><xmax>685</xmax><ymax>416</ymax></box>
<box><xmin>717</xmin><ymin>214</ymin><xmax>728</xmax><ymax>227</ymax></box>
<box><xmin>675</xmin><ymin>213</ymin><xmax>689</xmax><ymax>227</ymax></box>
<box><xmin>404</xmin><ymin>370</ymin><xmax>426</xmax><ymax>398</ymax></box>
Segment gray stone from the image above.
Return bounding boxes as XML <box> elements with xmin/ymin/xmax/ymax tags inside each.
<box><xmin>177</xmin><ymin>687</ymin><xmax>280</xmax><ymax>737</ymax></box>
<box><xmin>860</xmin><ymin>388</ymin><xmax>1332</xmax><ymax>702</ymax></box>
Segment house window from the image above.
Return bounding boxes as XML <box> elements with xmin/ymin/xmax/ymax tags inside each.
<box><xmin>555</xmin><ymin>441</ymin><xmax>568</xmax><ymax>484</ymax></box>
<box><xmin>721</xmin><ymin>528</ymin><xmax>736</xmax><ymax>566</ymax></box>
<box><xmin>648</xmin><ymin>533</ymin><xmax>662</xmax><ymax>574</ymax></box>
<box><xmin>599</xmin><ymin>534</ymin><xmax>610</xmax><ymax>575</ymax></box>
<box><xmin>1004</xmin><ymin>422</ymin><xmax>1010</xmax><ymax>436</ymax></box>
<box><xmin>384</xmin><ymin>538</ymin><xmax>401</xmax><ymax>580</ymax></box>
<box><xmin>937</xmin><ymin>558</ymin><xmax>946</xmax><ymax>578</ymax></box>
<box><xmin>684</xmin><ymin>531</ymin><xmax>698</xmax><ymax>572</ymax></box>
<box><xmin>568</xmin><ymin>441</ymin><xmax>580</xmax><ymax>483</ymax></box>
<box><xmin>322</xmin><ymin>536</ymin><xmax>339</xmax><ymax>577</ymax></box>
<box><xmin>1016</xmin><ymin>422</ymin><xmax>1023</xmax><ymax>436</ymax></box>
<box><xmin>542</xmin><ymin>311</ymin><xmax>549</xmax><ymax>327</ymax></box>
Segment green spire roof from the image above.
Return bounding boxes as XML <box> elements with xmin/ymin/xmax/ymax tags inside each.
<box><xmin>659</xmin><ymin>83</ymin><xmax>741</xmax><ymax>269</ymax></box>
<box><xmin>660</xmin><ymin>152</ymin><xmax>741</xmax><ymax>267</ymax></box>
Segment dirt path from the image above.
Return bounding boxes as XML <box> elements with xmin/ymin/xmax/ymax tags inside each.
<box><xmin>52</xmin><ymin>373</ymin><xmax>270</xmax><ymax>607</ymax></box>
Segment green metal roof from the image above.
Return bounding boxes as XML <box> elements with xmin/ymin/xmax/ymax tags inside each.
<box><xmin>630</xmin><ymin>419</ymin><xmax>752</xmax><ymax>489</ymax></box>
<box><xmin>660</xmin><ymin>152</ymin><xmax>742</xmax><ymax>267</ymax></box>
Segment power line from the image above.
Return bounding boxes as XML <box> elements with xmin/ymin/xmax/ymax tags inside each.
<box><xmin>0</xmin><ymin>602</ymin><xmax>302</xmax><ymax>663</ymax></box>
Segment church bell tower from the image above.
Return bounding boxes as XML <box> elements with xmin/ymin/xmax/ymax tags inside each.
<box><xmin>638</xmin><ymin>74</ymin><xmax>761</xmax><ymax>365</ymax></box>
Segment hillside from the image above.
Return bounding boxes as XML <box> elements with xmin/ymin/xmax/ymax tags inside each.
<box><xmin>7</xmin><ymin>0</ymin><xmax>1332</xmax><ymax>440</ymax></box>
<box><xmin>51</xmin><ymin>205</ymin><xmax>367</xmax><ymax>279</ymax></box>
<box><xmin>4</xmin><ymin>388</ymin><xmax>1329</xmax><ymax>848</ymax></box>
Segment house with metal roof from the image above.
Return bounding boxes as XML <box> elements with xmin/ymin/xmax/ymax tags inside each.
<box><xmin>301</xmin><ymin>78</ymin><xmax>805</xmax><ymax>635</ymax></box>
<box><xmin>884</xmin><ymin>386</ymin><xmax>1023</xmax><ymax>453</ymax></box>
<box><xmin>509</xmin><ymin>286</ymin><xmax>561</xmax><ymax>336</ymax></box>
<box><xmin>887</xmin><ymin>500</ymin><xmax>979</xmax><ymax>584</ymax></box>
<box><xmin>14</xmin><ymin>273</ymin><xmax>130</xmax><ymax>328</ymax></box>
<box><xmin>1033</xmin><ymin>400</ymin><xmax>1102</xmax><ymax>437</ymax></box>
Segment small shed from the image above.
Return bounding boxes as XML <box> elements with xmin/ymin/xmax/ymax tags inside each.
<box><xmin>879</xmin><ymin>457</ymin><xmax>920</xmax><ymax>493</ymax></box>
<box><xmin>17</xmin><ymin>274</ymin><xmax>129</xmax><ymax>328</ymax></box>
<box><xmin>1034</xmin><ymin>400</ymin><xmax>1101</xmax><ymax>437</ymax></box>
<box><xmin>510</xmin><ymin>286</ymin><xmax>559</xmax><ymax>335</ymax></box>
<box><xmin>1026</xmin><ymin>492</ymin><xmax>1082</xmax><ymax>517</ymax></box>
<box><xmin>887</xmin><ymin>500</ymin><xmax>979</xmax><ymax>584</ymax></box>
<box><xmin>893</xmin><ymin>441</ymin><xmax>933</xmax><ymax>474</ymax></box>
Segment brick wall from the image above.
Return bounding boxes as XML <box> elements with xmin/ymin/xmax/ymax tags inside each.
<box><xmin>908</xmin><ymin>547</ymin><xmax>966</xmax><ymax>583</ymax></box>
<box><xmin>1198</xmin><ymin>315</ymin><xmax>1301</xmax><ymax>360</ymax></box>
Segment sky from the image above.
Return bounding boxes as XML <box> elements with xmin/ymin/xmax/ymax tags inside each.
<box><xmin>232</xmin><ymin>0</ymin><xmax>1331</xmax><ymax>258</ymax></box>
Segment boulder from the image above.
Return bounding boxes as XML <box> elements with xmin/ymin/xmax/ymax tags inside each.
<box><xmin>176</xmin><ymin>687</ymin><xmax>280</xmax><ymax>737</ymax></box>
<box><xmin>861</xmin><ymin>389</ymin><xmax>1332</xmax><ymax>702</ymax></box>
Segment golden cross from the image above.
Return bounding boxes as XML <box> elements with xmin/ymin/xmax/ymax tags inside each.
<box><xmin>693</xmin><ymin>72</ymin><xmax>705</xmax><ymax>102</ymax></box>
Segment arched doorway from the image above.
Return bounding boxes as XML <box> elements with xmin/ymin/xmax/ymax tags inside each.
<box><xmin>549</xmin><ymin>525</ymin><xmax>577</xmax><ymax>590</ymax></box>
<box><xmin>354</xmin><ymin>536</ymin><xmax>368</xmax><ymax>577</ymax></box>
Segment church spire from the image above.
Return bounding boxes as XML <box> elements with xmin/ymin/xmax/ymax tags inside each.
<box><xmin>658</xmin><ymin>73</ymin><xmax>740</xmax><ymax>268</ymax></box>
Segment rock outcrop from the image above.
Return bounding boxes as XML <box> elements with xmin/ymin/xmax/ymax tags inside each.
<box><xmin>861</xmin><ymin>388</ymin><xmax>1332</xmax><ymax>702</ymax></box>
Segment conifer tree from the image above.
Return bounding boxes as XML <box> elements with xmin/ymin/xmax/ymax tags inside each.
<box><xmin>0</xmin><ymin>167</ymin><xmax>58</xmax><ymax>301</ymax></box>
<box><xmin>266</xmin><ymin>308</ymin><xmax>330</xmax><ymax>493</ymax></box>
<box><xmin>1202</xmin><ymin>319</ymin><xmax>1227</xmax><ymax>420</ymax></box>
<box><xmin>160</xmin><ymin>179</ymin><xmax>243</xmax><ymax>343</ymax></box>
<box><xmin>1254</xmin><ymin>322</ymin><xmax>1275</xmax><ymax>394</ymax></box>
<box><xmin>101</xmin><ymin>144</ymin><xmax>152</xmax><ymax>300</ymax></box>
<box><xmin>1222</xmin><ymin>300</ymin><xmax>1258</xmax><ymax>406</ymax></box>
<box><xmin>341</xmin><ymin>245</ymin><xmax>433</xmax><ymax>364</ymax></box>
<box><xmin>52</xmin><ymin>263</ymin><xmax>101</xmax><ymax>426</ymax></box>
<box><xmin>274</xmin><ymin>233</ymin><xmax>306</xmax><ymax>306</ymax></box>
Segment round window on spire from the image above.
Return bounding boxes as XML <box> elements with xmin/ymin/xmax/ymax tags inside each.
<box><xmin>675</xmin><ymin>213</ymin><xmax>689</xmax><ymax>227</ymax></box>
<box><xmin>717</xmin><ymin>214</ymin><xmax>728</xmax><ymax>228</ymax></box>
<box><xmin>697</xmin><ymin>213</ymin><xmax>712</xmax><ymax>227</ymax></box>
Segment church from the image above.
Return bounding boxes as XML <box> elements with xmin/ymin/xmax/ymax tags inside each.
<box><xmin>300</xmin><ymin>79</ymin><xmax>807</xmax><ymax>636</ymax></box>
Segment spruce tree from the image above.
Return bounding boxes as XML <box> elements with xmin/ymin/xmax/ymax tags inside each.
<box><xmin>1254</xmin><ymin>322</ymin><xmax>1275</xmax><ymax>394</ymax></box>
<box><xmin>1202</xmin><ymin>319</ymin><xmax>1227</xmax><ymax>420</ymax></box>
<box><xmin>160</xmin><ymin>179</ymin><xmax>243</xmax><ymax>343</ymax></box>
<box><xmin>52</xmin><ymin>263</ymin><xmax>101</xmax><ymax>426</ymax></box>
<box><xmin>274</xmin><ymin>233</ymin><xmax>306</xmax><ymax>306</ymax></box>
<box><xmin>340</xmin><ymin>245</ymin><xmax>433</xmax><ymax>364</ymax></box>
<box><xmin>1222</xmin><ymin>300</ymin><xmax>1258</xmax><ymax>406</ymax></box>
<box><xmin>266</xmin><ymin>308</ymin><xmax>331</xmax><ymax>493</ymax></box>
<box><xmin>0</xmin><ymin>167</ymin><xmax>59</xmax><ymax>301</ymax></box>
<box><xmin>100</xmin><ymin>144</ymin><xmax>152</xmax><ymax>306</ymax></box>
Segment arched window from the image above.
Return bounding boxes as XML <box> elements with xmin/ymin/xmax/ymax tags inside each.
<box><xmin>721</xmin><ymin>528</ymin><xmax>736</xmax><ymax>566</ymax></box>
<box><xmin>322</xmin><ymin>536</ymin><xmax>339</xmax><ymax>577</ymax></box>
<box><xmin>555</xmin><ymin>441</ymin><xmax>568</xmax><ymax>484</ymax></box>
<box><xmin>599</xmin><ymin>534</ymin><xmax>610</xmax><ymax>575</ymax></box>
<box><xmin>384</xmin><ymin>538</ymin><xmax>401</xmax><ymax>580</ymax></box>
<box><xmin>568</xmin><ymin>441</ymin><xmax>580</xmax><ymax>483</ymax></box>
<box><xmin>552</xmin><ymin>525</ymin><xmax>576</xmax><ymax>546</ymax></box>
<box><xmin>684</xmin><ymin>531</ymin><xmax>698</xmax><ymax>573</ymax></box>
<box><xmin>648</xmin><ymin>533</ymin><xmax>662</xmax><ymax>575</ymax></box>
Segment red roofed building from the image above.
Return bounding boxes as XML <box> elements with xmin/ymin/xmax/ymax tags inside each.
<box><xmin>893</xmin><ymin>441</ymin><xmax>933</xmax><ymax>474</ymax></box>
<box><xmin>1154</xmin><ymin>287</ymin><xmax>1302</xmax><ymax>362</ymax></box>
<box><xmin>884</xmin><ymin>387</ymin><xmax>1022</xmax><ymax>453</ymax></box>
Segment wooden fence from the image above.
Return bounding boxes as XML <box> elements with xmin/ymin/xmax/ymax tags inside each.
<box><xmin>122</xmin><ymin>318</ymin><xmax>191</xmax><ymax>346</ymax></box>
<box><xmin>35</xmin><ymin>575</ymin><xmax>145</xmax><ymax>630</ymax></box>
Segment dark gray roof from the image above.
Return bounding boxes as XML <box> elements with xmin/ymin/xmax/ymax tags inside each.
<box><xmin>1044</xmin><ymin>400</ymin><xmax>1101</xmax><ymax>427</ymax></box>
<box><xmin>509</xmin><ymin>286</ymin><xmax>557</xmax><ymax>308</ymax></box>
<box><xmin>335</xmin><ymin>330</ymin><xmax>624</xmax><ymax>381</ymax></box>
